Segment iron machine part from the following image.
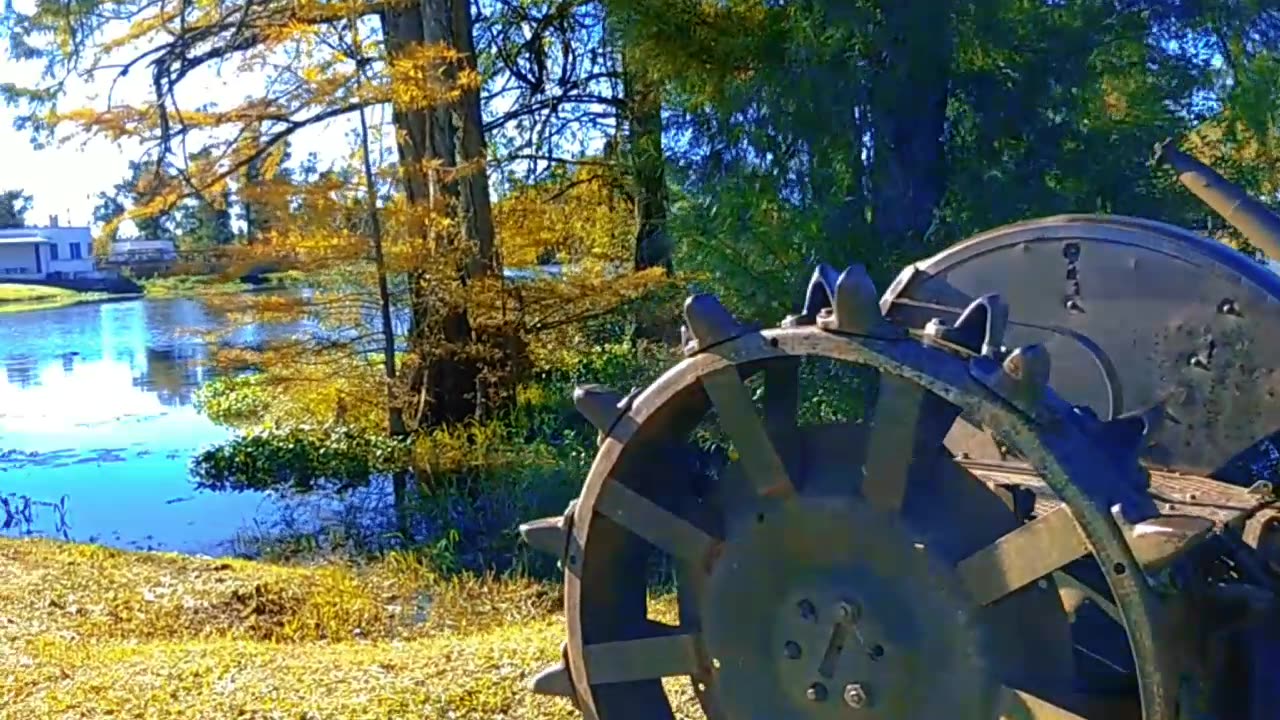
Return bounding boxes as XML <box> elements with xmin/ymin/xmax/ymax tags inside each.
<box><xmin>519</xmin><ymin>266</ymin><xmax>1227</xmax><ymax>720</ymax></box>
<box><xmin>878</xmin><ymin>143</ymin><xmax>1280</xmax><ymax>487</ymax></box>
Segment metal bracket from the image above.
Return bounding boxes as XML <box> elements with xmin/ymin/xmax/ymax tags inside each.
<box><xmin>922</xmin><ymin>293</ymin><xmax>1009</xmax><ymax>358</ymax></box>
<box><xmin>682</xmin><ymin>293</ymin><xmax>756</xmax><ymax>356</ymax></box>
<box><xmin>782</xmin><ymin>263</ymin><xmax>905</xmax><ymax>338</ymax></box>
<box><xmin>969</xmin><ymin>345</ymin><xmax>1056</xmax><ymax>423</ymax></box>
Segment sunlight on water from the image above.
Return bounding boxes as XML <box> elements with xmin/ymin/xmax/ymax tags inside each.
<box><xmin>0</xmin><ymin>297</ymin><xmax>280</xmax><ymax>555</ymax></box>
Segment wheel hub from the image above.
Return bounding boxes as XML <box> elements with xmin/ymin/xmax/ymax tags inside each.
<box><xmin>701</xmin><ymin>493</ymin><xmax>1001</xmax><ymax>718</ymax></box>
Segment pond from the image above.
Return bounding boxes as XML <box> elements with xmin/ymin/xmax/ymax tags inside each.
<box><xmin>0</xmin><ymin>296</ymin><xmax>286</xmax><ymax>555</ymax></box>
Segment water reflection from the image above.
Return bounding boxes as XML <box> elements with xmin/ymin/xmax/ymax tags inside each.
<box><xmin>0</xmin><ymin>297</ymin><xmax>283</xmax><ymax>554</ymax></box>
<box><xmin>137</xmin><ymin>346</ymin><xmax>207</xmax><ymax>407</ymax></box>
<box><xmin>3</xmin><ymin>355</ymin><xmax>39</xmax><ymax>388</ymax></box>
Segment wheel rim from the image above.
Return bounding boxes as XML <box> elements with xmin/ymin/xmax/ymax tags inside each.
<box><xmin>556</xmin><ymin>316</ymin><xmax>1173</xmax><ymax>719</ymax></box>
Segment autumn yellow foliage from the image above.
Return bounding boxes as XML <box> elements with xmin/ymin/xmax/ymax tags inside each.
<box><xmin>0</xmin><ymin>538</ymin><xmax>701</xmax><ymax>720</ymax></box>
<box><xmin>495</xmin><ymin>165</ymin><xmax>635</xmax><ymax>268</ymax></box>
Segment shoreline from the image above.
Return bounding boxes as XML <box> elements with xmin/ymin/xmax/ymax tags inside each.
<box><xmin>0</xmin><ymin>272</ymin><xmax>304</xmax><ymax>315</ymax></box>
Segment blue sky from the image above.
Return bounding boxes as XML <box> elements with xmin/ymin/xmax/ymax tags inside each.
<box><xmin>0</xmin><ymin>16</ymin><xmax>361</xmax><ymax>229</ymax></box>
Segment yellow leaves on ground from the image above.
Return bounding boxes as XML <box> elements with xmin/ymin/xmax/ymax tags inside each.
<box><xmin>0</xmin><ymin>538</ymin><xmax>602</xmax><ymax>720</ymax></box>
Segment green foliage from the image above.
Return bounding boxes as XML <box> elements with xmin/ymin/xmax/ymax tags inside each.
<box><xmin>173</xmin><ymin>189</ymin><xmax>236</xmax><ymax>249</ymax></box>
<box><xmin>191</xmin><ymin>425</ymin><xmax>413</xmax><ymax>494</ymax></box>
<box><xmin>620</xmin><ymin>0</ymin><xmax>1280</xmax><ymax>326</ymax></box>
<box><xmin>93</xmin><ymin>159</ymin><xmax>179</xmax><ymax>244</ymax></box>
<box><xmin>141</xmin><ymin>272</ymin><xmax>302</xmax><ymax>298</ymax></box>
<box><xmin>0</xmin><ymin>189</ymin><xmax>33</xmax><ymax>228</ymax></box>
<box><xmin>195</xmin><ymin>375</ymin><xmax>273</xmax><ymax>426</ymax></box>
<box><xmin>188</xmin><ymin>324</ymin><xmax>674</xmax><ymax>572</ymax></box>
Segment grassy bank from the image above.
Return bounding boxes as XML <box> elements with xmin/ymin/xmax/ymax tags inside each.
<box><xmin>140</xmin><ymin>270</ymin><xmax>306</xmax><ymax>298</ymax></box>
<box><xmin>0</xmin><ymin>284</ymin><xmax>112</xmax><ymax>314</ymax></box>
<box><xmin>0</xmin><ymin>538</ymin><xmax>695</xmax><ymax>720</ymax></box>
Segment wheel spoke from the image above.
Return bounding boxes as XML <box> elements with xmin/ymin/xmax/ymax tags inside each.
<box><xmin>957</xmin><ymin>506</ymin><xmax>1090</xmax><ymax>606</ymax></box>
<box><xmin>701</xmin><ymin>366</ymin><xmax>795</xmax><ymax>498</ymax></box>
<box><xmin>762</xmin><ymin>359</ymin><xmax>800</xmax><ymax>436</ymax></box>
<box><xmin>861</xmin><ymin>373</ymin><xmax>959</xmax><ymax>513</ymax></box>
<box><xmin>596</xmin><ymin>479</ymin><xmax>721</xmax><ymax>566</ymax></box>
<box><xmin>582</xmin><ymin>626</ymin><xmax>704</xmax><ymax>685</ymax></box>
<box><xmin>997</xmin><ymin>686</ymin><xmax>1087</xmax><ymax>719</ymax></box>
<box><xmin>1052</xmin><ymin>571</ymin><xmax>1122</xmax><ymax>624</ymax></box>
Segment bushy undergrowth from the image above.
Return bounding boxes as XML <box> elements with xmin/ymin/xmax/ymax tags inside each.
<box><xmin>189</xmin><ymin>319</ymin><xmax>681</xmax><ymax>573</ymax></box>
<box><xmin>185</xmin><ymin>283</ymin><xmax>888</xmax><ymax>580</ymax></box>
<box><xmin>141</xmin><ymin>270</ymin><xmax>306</xmax><ymax>298</ymax></box>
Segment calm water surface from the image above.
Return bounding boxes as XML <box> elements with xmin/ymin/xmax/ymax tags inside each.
<box><xmin>0</xmin><ymin>297</ymin><xmax>283</xmax><ymax>555</ymax></box>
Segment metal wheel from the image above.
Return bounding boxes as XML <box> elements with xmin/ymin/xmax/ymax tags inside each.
<box><xmin>523</xmin><ymin>265</ymin><xmax>1178</xmax><ymax>720</ymax></box>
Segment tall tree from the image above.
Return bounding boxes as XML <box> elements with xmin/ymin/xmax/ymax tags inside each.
<box><xmin>238</xmin><ymin>129</ymin><xmax>295</xmax><ymax>243</ymax></box>
<box><xmin>173</xmin><ymin>152</ymin><xmax>235</xmax><ymax>249</ymax></box>
<box><xmin>619</xmin><ymin>39</ymin><xmax>670</xmax><ymax>272</ymax></box>
<box><xmin>3</xmin><ymin>0</ymin><xmax>503</xmax><ymax>427</ymax></box>
<box><xmin>480</xmin><ymin>0</ymin><xmax>675</xmax><ymax>272</ymax></box>
<box><xmin>0</xmin><ymin>190</ymin><xmax>33</xmax><ymax>228</ymax></box>
<box><xmin>594</xmin><ymin>0</ymin><xmax>1280</xmax><ymax>319</ymax></box>
<box><xmin>94</xmin><ymin>160</ymin><xmax>180</xmax><ymax>244</ymax></box>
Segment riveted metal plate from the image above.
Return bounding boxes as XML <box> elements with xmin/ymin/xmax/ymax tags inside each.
<box><xmin>882</xmin><ymin>214</ymin><xmax>1280</xmax><ymax>485</ymax></box>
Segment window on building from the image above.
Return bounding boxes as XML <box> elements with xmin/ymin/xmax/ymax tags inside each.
<box><xmin>70</xmin><ymin>243</ymin><xmax>83</xmax><ymax>260</ymax></box>
<box><xmin>49</xmin><ymin>244</ymin><xmax>59</xmax><ymax>260</ymax></box>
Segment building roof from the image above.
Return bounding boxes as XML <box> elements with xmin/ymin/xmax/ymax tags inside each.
<box><xmin>0</xmin><ymin>226</ymin><xmax>92</xmax><ymax>241</ymax></box>
<box><xmin>0</xmin><ymin>234</ymin><xmax>48</xmax><ymax>246</ymax></box>
<box><xmin>110</xmin><ymin>239</ymin><xmax>176</xmax><ymax>251</ymax></box>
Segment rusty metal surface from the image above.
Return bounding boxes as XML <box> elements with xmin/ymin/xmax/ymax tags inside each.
<box><xmin>531</xmin><ymin>281</ymin><xmax>1177</xmax><ymax>719</ymax></box>
<box><xmin>881</xmin><ymin>215</ymin><xmax>1280</xmax><ymax>486</ymax></box>
<box><xmin>958</xmin><ymin>458</ymin><xmax>1275</xmax><ymax>530</ymax></box>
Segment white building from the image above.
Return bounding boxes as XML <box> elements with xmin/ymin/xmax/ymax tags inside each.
<box><xmin>0</xmin><ymin>217</ymin><xmax>97</xmax><ymax>279</ymax></box>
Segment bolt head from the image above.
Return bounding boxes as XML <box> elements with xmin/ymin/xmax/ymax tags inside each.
<box><xmin>797</xmin><ymin>599</ymin><xmax>817</xmax><ymax>621</ymax></box>
<box><xmin>834</xmin><ymin>600</ymin><xmax>860</xmax><ymax>623</ymax></box>
<box><xmin>843</xmin><ymin>683</ymin><xmax>868</xmax><ymax>709</ymax></box>
<box><xmin>806</xmin><ymin>683</ymin><xmax>828</xmax><ymax>702</ymax></box>
<box><xmin>783</xmin><ymin>641</ymin><xmax>802</xmax><ymax>659</ymax></box>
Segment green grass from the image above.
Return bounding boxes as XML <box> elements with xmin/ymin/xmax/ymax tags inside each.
<box><xmin>0</xmin><ymin>283</ymin><xmax>112</xmax><ymax>314</ymax></box>
<box><xmin>0</xmin><ymin>537</ymin><xmax>696</xmax><ymax>720</ymax></box>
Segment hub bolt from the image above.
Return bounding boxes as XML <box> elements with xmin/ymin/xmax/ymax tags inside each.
<box><xmin>834</xmin><ymin>600</ymin><xmax>860</xmax><ymax>623</ymax></box>
<box><xmin>843</xmin><ymin>683</ymin><xmax>869</xmax><ymax>709</ymax></box>
<box><xmin>797</xmin><ymin>599</ymin><xmax>817</xmax><ymax>621</ymax></box>
<box><xmin>807</xmin><ymin>683</ymin><xmax>828</xmax><ymax>702</ymax></box>
<box><xmin>784</xmin><ymin>641</ymin><xmax>802</xmax><ymax>659</ymax></box>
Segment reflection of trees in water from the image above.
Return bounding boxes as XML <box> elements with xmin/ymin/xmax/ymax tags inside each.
<box><xmin>0</xmin><ymin>493</ymin><xmax>71</xmax><ymax>541</ymax></box>
<box><xmin>135</xmin><ymin>345</ymin><xmax>207</xmax><ymax>407</ymax></box>
<box><xmin>2</xmin><ymin>355</ymin><xmax>40</xmax><ymax>388</ymax></box>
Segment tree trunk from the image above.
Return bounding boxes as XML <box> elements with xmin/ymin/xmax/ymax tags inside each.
<box><xmin>356</xmin><ymin>22</ymin><xmax>413</xmax><ymax>542</ymax></box>
<box><xmin>623</xmin><ymin>53</ymin><xmax>671</xmax><ymax>273</ymax></box>
<box><xmin>451</xmin><ymin>0</ymin><xmax>498</xmax><ymax>275</ymax></box>
<box><xmin>868</xmin><ymin>1</ymin><xmax>954</xmax><ymax>261</ymax></box>
<box><xmin>381</xmin><ymin>0</ymin><xmax>496</xmax><ymax>429</ymax></box>
<box><xmin>363</xmin><ymin>127</ymin><xmax>413</xmax><ymax>542</ymax></box>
